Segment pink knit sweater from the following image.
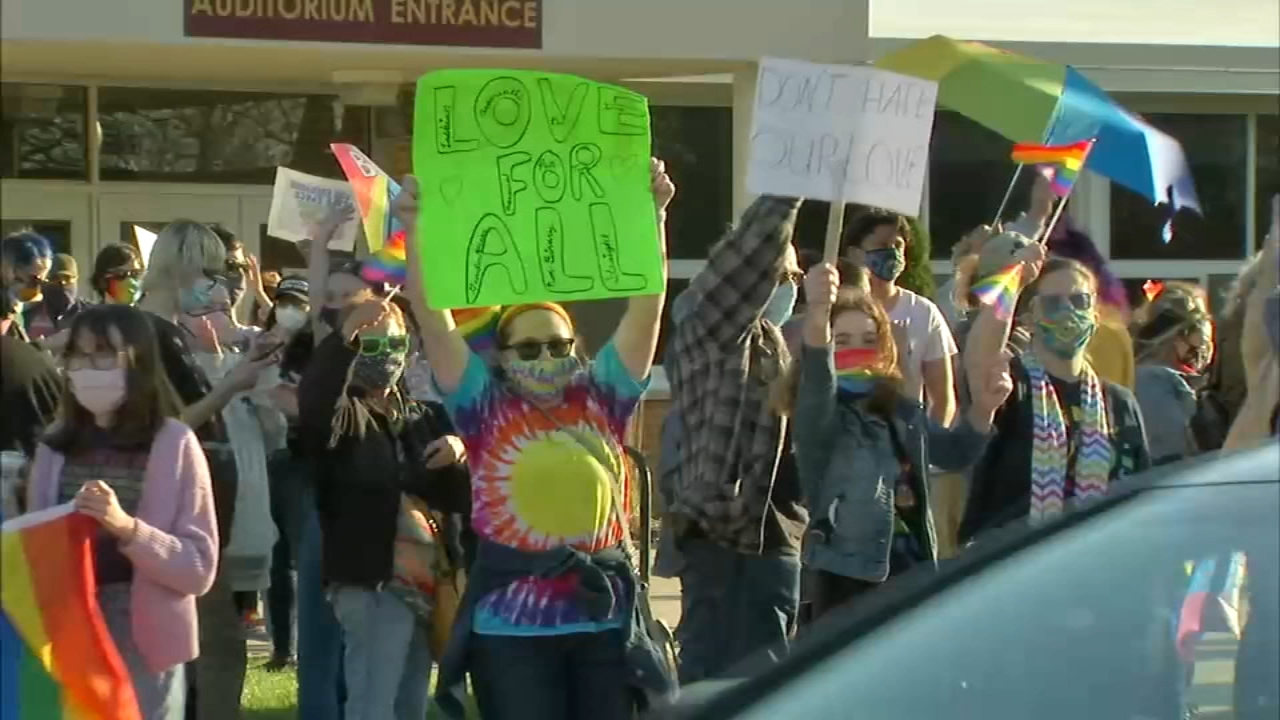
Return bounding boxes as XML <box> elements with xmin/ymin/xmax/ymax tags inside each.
<box><xmin>26</xmin><ymin>418</ymin><xmax>219</xmax><ymax>673</ymax></box>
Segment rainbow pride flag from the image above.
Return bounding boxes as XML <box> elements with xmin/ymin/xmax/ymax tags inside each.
<box><xmin>971</xmin><ymin>262</ymin><xmax>1025</xmax><ymax>319</ymax></box>
<box><xmin>330</xmin><ymin>143</ymin><xmax>402</xmax><ymax>255</ymax></box>
<box><xmin>451</xmin><ymin>306</ymin><xmax>502</xmax><ymax>358</ymax></box>
<box><xmin>1</xmin><ymin>505</ymin><xmax>141</xmax><ymax>720</ymax></box>
<box><xmin>834</xmin><ymin>347</ymin><xmax>879</xmax><ymax>378</ymax></box>
<box><xmin>1010</xmin><ymin>140</ymin><xmax>1093</xmax><ymax>169</ymax></box>
<box><xmin>1037</xmin><ymin>163</ymin><xmax>1079</xmax><ymax>198</ymax></box>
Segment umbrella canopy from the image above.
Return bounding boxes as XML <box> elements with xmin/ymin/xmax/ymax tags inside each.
<box><xmin>875</xmin><ymin>34</ymin><xmax>1066</xmax><ymax>144</ymax></box>
<box><xmin>1045</xmin><ymin>68</ymin><xmax>1200</xmax><ymax>212</ymax></box>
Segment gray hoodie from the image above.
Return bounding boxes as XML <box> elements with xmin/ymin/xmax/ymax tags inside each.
<box><xmin>1134</xmin><ymin>364</ymin><xmax>1197</xmax><ymax>465</ymax></box>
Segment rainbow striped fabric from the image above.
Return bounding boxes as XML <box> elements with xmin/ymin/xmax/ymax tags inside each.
<box><xmin>1</xmin><ymin>505</ymin><xmax>141</xmax><ymax>720</ymax></box>
<box><xmin>971</xmin><ymin>262</ymin><xmax>1024</xmax><ymax>319</ymax></box>
<box><xmin>1010</xmin><ymin>139</ymin><xmax>1093</xmax><ymax>169</ymax></box>
<box><xmin>363</xmin><ymin>229</ymin><xmax>408</xmax><ymax>286</ymax></box>
<box><xmin>1037</xmin><ymin>163</ymin><xmax>1079</xmax><ymax>197</ymax></box>
<box><xmin>330</xmin><ymin>143</ymin><xmax>402</xmax><ymax>256</ymax></box>
<box><xmin>451</xmin><ymin>306</ymin><xmax>502</xmax><ymax>359</ymax></box>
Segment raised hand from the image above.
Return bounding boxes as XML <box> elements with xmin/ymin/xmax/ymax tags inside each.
<box><xmin>804</xmin><ymin>262</ymin><xmax>840</xmax><ymax>311</ymax></box>
<box><xmin>969</xmin><ymin>350</ymin><xmax>1015</xmax><ymax>431</ymax></box>
<box><xmin>392</xmin><ymin>175</ymin><xmax>420</xmax><ymax>230</ymax></box>
<box><xmin>651</xmin><ymin>158</ymin><xmax>675</xmax><ymax>214</ymax></box>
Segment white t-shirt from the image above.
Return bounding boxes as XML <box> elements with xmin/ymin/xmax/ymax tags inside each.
<box><xmin>884</xmin><ymin>288</ymin><xmax>959</xmax><ymax>406</ymax></box>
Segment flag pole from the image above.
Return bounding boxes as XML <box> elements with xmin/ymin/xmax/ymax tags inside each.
<box><xmin>991</xmin><ymin>164</ymin><xmax>1024</xmax><ymax>228</ymax></box>
<box><xmin>824</xmin><ymin>172</ymin><xmax>847</xmax><ymax>264</ymax></box>
<box><xmin>1035</xmin><ymin>139</ymin><xmax>1095</xmax><ymax>245</ymax></box>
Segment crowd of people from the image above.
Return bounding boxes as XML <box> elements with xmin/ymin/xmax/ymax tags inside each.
<box><xmin>0</xmin><ymin>160</ymin><xmax>1276</xmax><ymax>720</ymax></box>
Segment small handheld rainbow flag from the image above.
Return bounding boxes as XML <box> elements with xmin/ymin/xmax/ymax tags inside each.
<box><xmin>1037</xmin><ymin>164</ymin><xmax>1079</xmax><ymax>198</ymax></box>
<box><xmin>1</xmin><ymin>505</ymin><xmax>142</xmax><ymax>720</ymax></box>
<box><xmin>1010</xmin><ymin>140</ymin><xmax>1093</xmax><ymax>169</ymax></box>
<box><xmin>362</xmin><ymin>229</ymin><xmax>408</xmax><ymax>286</ymax></box>
<box><xmin>330</xmin><ymin>143</ymin><xmax>402</xmax><ymax>255</ymax></box>
<box><xmin>971</xmin><ymin>262</ymin><xmax>1025</xmax><ymax>319</ymax></box>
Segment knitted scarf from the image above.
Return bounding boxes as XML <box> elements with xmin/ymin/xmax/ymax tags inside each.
<box><xmin>1021</xmin><ymin>350</ymin><xmax>1113</xmax><ymax>522</ymax></box>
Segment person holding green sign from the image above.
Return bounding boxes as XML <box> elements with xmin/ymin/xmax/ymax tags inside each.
<box><xmin>399</xmin><ymin>160</ymin><xmax>676</xmax><ymax>720</ymax></box>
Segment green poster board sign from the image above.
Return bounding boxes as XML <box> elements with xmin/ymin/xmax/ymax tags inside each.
<box><xmin>413</xmin><ymin>69</ymin><xmax>663</xmax><ymax>310</ymax></box>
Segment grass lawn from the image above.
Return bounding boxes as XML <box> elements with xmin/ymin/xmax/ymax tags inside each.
<box><xmin>242</xmin><ymin>659</ymin><xmax>479</xmax><ymax>719</ymax></box>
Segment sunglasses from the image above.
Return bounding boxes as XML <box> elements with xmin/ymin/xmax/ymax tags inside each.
<box><xmin>358</xmin><ymin>335</ymin><xmax>409</xmax><ymax>356</ymax></box>
<box><xmin>1038</xmin><ymin>292</ymin><xmax>1094</xmax><ymax>315</ymax></box>
<box><xmin>502</xmin><ymin>338</ymin><xmax>575</xmax><ymax>361</ymax></box>
<box><xmin>106</xmin><ymin>269</ymin><xmax>144</xmax><ymax>281</ymax></box>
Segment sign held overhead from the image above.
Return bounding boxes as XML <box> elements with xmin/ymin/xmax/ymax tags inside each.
<box><xmin>747</xmin><ymin>57</ymin><xmax>939</xmax><ymax>217</ymax></box>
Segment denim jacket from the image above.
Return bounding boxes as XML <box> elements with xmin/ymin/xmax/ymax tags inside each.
<box><xmin>433</xmin><ymin>539</ymin><xmax>677</xmax><ymax>718</ymax></box>
<box><xmin>792</xmin><ymin>344</ymin><xmax>990</xmax><ymax>582</ymax></box>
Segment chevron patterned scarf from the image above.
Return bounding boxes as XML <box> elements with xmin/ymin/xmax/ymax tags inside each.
<box><xmin>1022</xmin><ymin>350</ymin><xmax>1113</xmax><ymax>523</ymax></box>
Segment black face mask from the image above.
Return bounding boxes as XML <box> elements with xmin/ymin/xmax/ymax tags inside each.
<box><xmin>351</xmin><ymin>354</ymin><xmax>406</xmax><ymax>392</ymax></box>
<box><xmin>319</xmin><ymin>306</ymin><xmax>341</xmax><ymax>330</ymax></box>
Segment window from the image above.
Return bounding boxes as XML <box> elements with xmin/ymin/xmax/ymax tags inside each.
<box><xmin>651</xmin><ymin>106</ymin><xmax>734</xmax><ymax>261</ymax></box>
<box><xmin>928</xmin><ymin>111</ymin><xmax>1034</xmax><ymax>260</ymax></box>
<box><xmin>97</xmin><ymin>88</ymin><xmax>369</xmax><ymax>184</ymax></box>
<box><xmin>1110</xmin><ymin>114</ymin><xmax>1247</xmax><ymax>260</ymax></box>
<box><xmin>0</xmin><ymin>220</ymin><xmax>72</xmax><ymax>255</ymax></box>
<box><xmin>1256</xmin><ymin>114</ymin><xmax>1279</xmax><ymax>251</ymax></box>
<box><xmin>0</xmin><ymin>83</ymin><xmax>88</xmax><ymax>180</ymax></box>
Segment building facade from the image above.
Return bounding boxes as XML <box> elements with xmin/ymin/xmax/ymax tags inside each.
<box><xmin>3</xmin><ymin>0</ymin><xmax>1277</xmax><ymax>449</ymax></box>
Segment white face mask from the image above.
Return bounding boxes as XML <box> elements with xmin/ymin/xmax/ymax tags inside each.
<box><xmin>67</xmin><ymin>368</ymin><xmax>127</xmax><ymax>415</ymax></box>
<box><xmin>275</xmin><ymin>306</ymin><xmax>308</xmax><ymax>333</ymax></box>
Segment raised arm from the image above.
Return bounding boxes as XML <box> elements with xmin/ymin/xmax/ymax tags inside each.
<box><xmin>681</xmin><ymin>195</ymin><xmax>802</xmax><ymax>348</ymax></box>
<box><xmin>396</xmin><ymin>176</ymin><xmax>471</xmax><ymax>395</ymax></box>
<box><xmin>790</xmin><ymin>263</ymin><xmax>842</xmax><ymax>495</ymax></box>
<box><xmin>611</xmin><ymin>159</ymin><xmax>675</xmax><ymax>381</ymax></box>
<box><xmin>963</xmin><ymin>242</ymin><xmax>1045</xmax><ymax>402</ymax></box>
<box><xmin>306</xmin><ymin>204</ymin><xmax>353</xmax><ymax>341</ymax></box>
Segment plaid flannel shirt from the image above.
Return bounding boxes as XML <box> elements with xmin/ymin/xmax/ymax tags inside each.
<box><xmin>667</xmin><ymin>195</ymin><xmax>801</xmax><ymax>554</ymax></box>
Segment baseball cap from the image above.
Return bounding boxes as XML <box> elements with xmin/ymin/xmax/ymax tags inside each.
<box><xmin>51</xmin><ymin>253</ymin><xmax>78</xmax><ymax>279</ymax></box>
<box><xmin>275</xmin><ymin>276</ymin><xmax>309</xmax><ymax>302</ymax></box>
<box><xmin>976</xmin><ymin>232</ymin><xmax>1033</xmax><ymax>280</ymax></box>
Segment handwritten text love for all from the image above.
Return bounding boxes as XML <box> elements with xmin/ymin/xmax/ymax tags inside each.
<box><xmin>415</xmin><ymin>69</ymin><xmax>665</xmax><ymax>309</ymax></box>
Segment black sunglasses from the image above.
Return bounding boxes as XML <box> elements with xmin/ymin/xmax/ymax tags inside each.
<box><xmin>501</xmin><ymin>338</ymin><xmax>575</xmax><ymax>361</ymax></box>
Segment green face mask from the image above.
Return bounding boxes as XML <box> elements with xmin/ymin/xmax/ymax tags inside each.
<box><xmin>1036</xmin><ymin>307</ymin><xmax>1097</xmax><ymax>359</ymax></box>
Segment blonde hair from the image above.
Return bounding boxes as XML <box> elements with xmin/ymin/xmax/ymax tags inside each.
<box><xmin>142</xmin><ymin>220</ymin><xmax>225</xmax><ymax>294</ymax></box>
<box><xmin>773</xmin><ymin>287</ymin><xmax>902</xmax><ymax>417</ymax></box>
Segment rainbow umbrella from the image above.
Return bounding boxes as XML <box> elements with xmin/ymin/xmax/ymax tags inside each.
<box><xmin>877</xmin><ymin>35</ymin><xmax>1199</xmax><ymax>212</ymax></box>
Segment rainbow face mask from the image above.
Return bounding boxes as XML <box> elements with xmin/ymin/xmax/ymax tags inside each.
<box><xmin>834</xmin><ymin>347</ymin><xmax>881</xmax><ymax>395</ymax></box>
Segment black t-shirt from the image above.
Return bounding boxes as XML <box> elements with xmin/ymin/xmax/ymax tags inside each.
<box><xmin>763</xmin><ymin>431</ymin><xmax>810</xmax><ymax>556</ymax></box>
<box><xmin>960</xmin><ymin>356</ymin><xmax>1151</xmax><ymax>543</ymax></box>
<box><xmin>0</xmin><ymin>335</ymin><xmax>63</xmax><ymax>457</ymax></box>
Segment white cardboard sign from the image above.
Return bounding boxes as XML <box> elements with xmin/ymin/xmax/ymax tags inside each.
<box><xmin>266</xmin><ymin>167</ymin><xmax>359</xmax><ymax>251</ymax></box>
<box><xmin>747</xmin><ymin>58</ymin><xmax>939</xmax><ymax>216</ymax></box>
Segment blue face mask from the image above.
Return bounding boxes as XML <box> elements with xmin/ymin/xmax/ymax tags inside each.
<box><xmin>864</xmin><ymin>247</ymin><xmax>906</xmax><ymax>283</ymax></box>
<box><xmin>179</xmin><ymin>280</ymin><xmax>215</xmax><ymax>314</ymax></box>
<box><xmin>763</xmin><ymin>281</ymin><xmax>797</xmax><ymax>326</ymax></box>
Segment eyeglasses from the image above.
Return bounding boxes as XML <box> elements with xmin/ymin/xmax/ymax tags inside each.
<box><xmin>501</xmin><ymin>338</ymin><xmax>575</xmax><ymax>361</ymax></box>
<box><xmin>358</xmin><ymin>335</ymin><xmax>410</xmax><ymax>357</ymax></box>
<box><xmin>1037</xmin><ymin>292</ymin><xmax>1094</xmax><ymax>315</ymax></box>
<box><xmin>105</xmin><ymin>269</ymin><xmax>144</xmax><ymax>281</ymax></box>
<box><xmin>65</xmin><ymin>351</ymin><xmax>127</xmax><ymax>371</ymax></box>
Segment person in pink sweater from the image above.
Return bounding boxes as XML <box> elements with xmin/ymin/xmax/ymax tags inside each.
<box><xmin>25</xmin><ymin>304</ymin><xmax>219</xmax><ymax>720</ymax></box>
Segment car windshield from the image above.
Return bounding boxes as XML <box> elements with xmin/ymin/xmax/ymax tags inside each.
<box><xmin>736</xmin><ymin>447</ymin><xmax>1279</xmax><ymax>720</ymax></box>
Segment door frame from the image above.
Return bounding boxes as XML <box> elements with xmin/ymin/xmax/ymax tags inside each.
<box><xmin>0</xmin><ymin>180</ymin><xmax>95</xmax><ymax>294</ymax></box>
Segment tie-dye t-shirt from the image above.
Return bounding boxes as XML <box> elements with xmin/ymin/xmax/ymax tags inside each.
<box><xmin>441</xmin><ymin>341</ymin><xmax>648</xmax><ymax>635</ymax></box>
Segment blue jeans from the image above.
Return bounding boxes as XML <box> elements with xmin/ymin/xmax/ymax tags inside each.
<box><xmin>330</xmin><ymin>587</ymin><xmax>432</xmax><ymax>720</ymax></box>
<box><xmin>468</xmin><ymin>629</ymin><xmax>633</xmax><ymax>720</ymax></box>
<box><xmin>676</xmin><ymin>537</ymin><xmax>801</xmax><ymax>684</ymax></box>
<box><xmin>296</xmin><ymin>483</ymin><xmax>346</xmax><ymax>720</ymax></box>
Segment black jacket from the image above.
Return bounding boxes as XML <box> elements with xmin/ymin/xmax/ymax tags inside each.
<box><xmin>298</xmin><ymin>334</ymin><xmax>471</xmax><ymax>588</ymax></box>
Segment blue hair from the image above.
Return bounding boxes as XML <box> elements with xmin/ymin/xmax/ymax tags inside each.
<box><xmin>1</xmin><ymin>231</ymin><xmax>54</xmax><ymax>268</ymax></box>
